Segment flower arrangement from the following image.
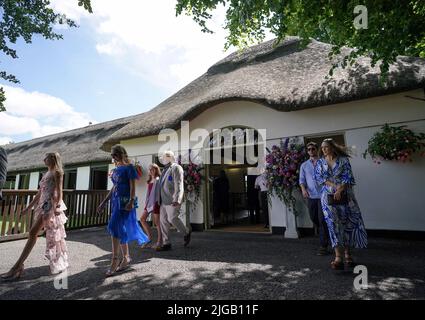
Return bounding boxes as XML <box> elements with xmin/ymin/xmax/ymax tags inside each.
<box><xmin>134</xmin><ymin>161</ymin><xmax>143</xmax><ymax>179</ymax></box>
<box><xmin>177</xmin><ymin>150</ymin><xmax>204</xmax><ymax>213</ymax></box>
<box><xmin>265</xmin><ymin>138</ymin><xmax>307</xmax><ymax>215</ymax></box>
<box><xmin>362</xmin><ymin>124</ymin><xmax>425</xmax><ymax>164</ymax></box>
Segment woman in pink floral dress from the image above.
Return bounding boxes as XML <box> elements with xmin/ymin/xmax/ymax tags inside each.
<box><xmin>1</xmin><ymin>153</ymin><xmax>68</xmax><ymax>280</ymax></box>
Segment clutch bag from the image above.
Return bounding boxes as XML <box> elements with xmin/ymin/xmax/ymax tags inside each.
<box><xmin>41</xmin><ymin>201</ymin><xmax>52</xmax><ymax>214</ymax></box>
<box><xmin>119</xmin><ymin>196</ymin><xmax>139</xmax><ymax>211</ymax></box>
<box><xmin>327</xmin><ymin>192</ymin><xmax>348</xmax><ymax>205</ymax></box>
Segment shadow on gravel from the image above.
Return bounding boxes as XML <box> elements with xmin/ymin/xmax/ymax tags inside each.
<box><xmin>0</xmin><ymin>228</ymin><xmax>423</xmax><ymax>300</ymax></box>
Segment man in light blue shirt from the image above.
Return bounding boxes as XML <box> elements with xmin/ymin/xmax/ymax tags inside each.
<box><xmin>299</xmin><ymin>142</ymin><xmax>329</xmax><ymax>255</ymax></box>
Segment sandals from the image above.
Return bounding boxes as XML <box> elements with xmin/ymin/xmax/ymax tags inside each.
<box><xmin>116</xmin><ymin>255</ymin><xmax>132</xmax><ymax>273</ymax></box>
<box><xmin>105</xmin><ymin>257</ymin><xmax>120</xmax><ymax>277</ymax></box>
<box><xmin>344</xmin><ymin>255</ymin><xmax>356</xmax><ymax>268</ymax></box>
<box><xmin>331</xmin><ymin>257</ymin><xmax>344</xmax><ymax>270</ymax></box>
<box><xmin>141</xmin><ymin>240</ymin><xmax>152</xmax><ymax>249</ymax></box>
<box><xmin>1</xmin><ymin>264</ymin><xmax>24</xmax><ymax>281</ymax></box>
<box><xmin>331</xmin><ymin>255</ymin><xmax>356</xmax><ymax>270</ymax></box>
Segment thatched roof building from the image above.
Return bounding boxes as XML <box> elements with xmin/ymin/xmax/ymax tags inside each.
<box><xmin>4</xmin><ymin>36</ymin><xmax>425</xmax><ymax>172</ymax></box>
<box><xmin>101</xmin><ymin>36</ymin><xmax>425</xmax><ymax>150</ymax></box>
<box><xmin>4</xmin><ymin>114</ymin><xmax>145</xmax><ymax>172</ymax></box>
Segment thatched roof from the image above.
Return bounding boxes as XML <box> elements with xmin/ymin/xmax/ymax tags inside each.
<box><xmin>4</xmin><ymin>114</ymin><xmax>145</xmax><ymax>172</ymax></box>
<box><xmin>102</xmin><ymin>36</ymin><xmax>425</xmax><ymax>150</ymax></box>
<box><xmin>5</xmin><ymin>37</ymin><xmax>425</xmax><ymax>172</ymax></box>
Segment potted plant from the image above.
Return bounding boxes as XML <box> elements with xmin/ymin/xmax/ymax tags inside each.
<box><xmin>363</xmin><ymin>124</ymin><xmax>425</xmax><ymax>164</ymax></box>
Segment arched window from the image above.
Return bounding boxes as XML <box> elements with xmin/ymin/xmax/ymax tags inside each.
<box><xmin>204</xmin><ymin>126</ymin><xmax>264</xmax><ymax>166</ymax></box>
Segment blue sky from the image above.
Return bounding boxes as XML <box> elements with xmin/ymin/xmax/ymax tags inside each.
<box><xmin>0</xmin><ymin>0</ymin><xmax>231</xmax><ymax>145</ymax></box>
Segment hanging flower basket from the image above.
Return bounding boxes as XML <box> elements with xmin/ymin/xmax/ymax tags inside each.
<box><xmin>265</xmin><ymin>138</ymin><xmax>307</xmax><ymax>215</ymax></box>
<box><xmin>362</xmin><ymin>124</ymin><xmax>425</xmax><ymax>164</ymax></box>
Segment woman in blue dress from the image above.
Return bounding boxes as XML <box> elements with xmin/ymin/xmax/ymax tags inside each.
<box><xmin>97</xmin><ymin>144</ymin><xmax>149</xmax><ymax>277</ymax></box>
<box><xmin>315</xmin><ymin>139</ymin><xmax>367</xmax><ymax>270</ymax></box>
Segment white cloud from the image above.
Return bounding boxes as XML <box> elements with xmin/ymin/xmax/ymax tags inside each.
<box><xmin>49</xmin><ymin>1</ymin><xmax>275</xmax><ymax>92</ymax></box>
<box><xmin>96</xmin><ymin>38</ymin><xmax>125</xmax><ymax>56</ymax></box>
<box><xmin>53</xmin><ymin>0</ymin><xmax>231</xmax><ymax>91</ymax></box>
<box><xmin>0</xmin><ymin>85</ymin><xmax>96</xmax><ymax>142</ymax></box>
<box><xmin>0</xmin><ymin>136</ymin><xmax>13</xmax><ymax>146</ymax></box>
<box><xmin>49</xmin><ymin>0</ymin><xmax>91</xmax><ymax>23</ymax></box>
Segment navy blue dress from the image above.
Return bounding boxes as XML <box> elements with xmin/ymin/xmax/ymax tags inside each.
<box><xmin>107</xmin><ymin>164</ymin><xmax>149</xmax><ymax>245</ymax></box>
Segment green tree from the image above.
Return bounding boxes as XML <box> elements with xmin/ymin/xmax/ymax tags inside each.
<box><xmin>0</xmin><ymin>0</ymin><xmax>93</xmax><ymax>111</ymax></box>
<box><xmin>176</xmin><ymin>0</ymin><xmax>425</xmax><ymax>76</ymax></box>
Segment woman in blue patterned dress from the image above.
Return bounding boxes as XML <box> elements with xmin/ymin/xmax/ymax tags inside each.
<box><xmin>97</xmin><ymin>145</ymin><xmax>149</xmax><ymax>277</ymax></box>
<box><xmin>315</xmin><ymin>139</ymin><xmax>367</xmax><ymax>270</ymax></box>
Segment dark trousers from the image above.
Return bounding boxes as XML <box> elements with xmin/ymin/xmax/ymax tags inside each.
<box><xmin>259</xmin><ymin>191</ymin><xmax>269</xmax><ymax>226</ymax></box>
<box><xmin>307</xmin><ymin>198</ymin><xmax>329</xmax><ymax>248</ymax></box>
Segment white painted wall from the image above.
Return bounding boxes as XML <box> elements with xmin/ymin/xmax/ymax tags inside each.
<box><xmin>346</xmin><ymin>121</ymin><xmax>425</xmax><ymax>231</ymax></box>
<box><xmin>14</xmin><ymin>174</ymin><xmax>20</xmax><ymax>190</ymax></box>
<box><xmin>132</xmin><ymin>154</ymin><xmax>153</xmax><ymax>220</ymax></box>
<box><xmin>107</xmin><ymin>163</ymin><xmax>115</xmax><ymax>190</ymax></box>
<box><xmin>184</xmin><ymin>184</ymin><xmax>204</xmax><ymax>226</ymax></box>
<box><xmin>119</xmin><ymin>89</ymin><xmax>425</xmax><ymax>231</ymax></box>
<box><xmin>29</xmin><ymin>172</ymin><xmax>39</xmax><ymax>190</ymax></box>
<box><xmin>76</xmin><ymin>166</ymin><xmax>90</xmax><ymax>190</ymax></box>
<box><xmin>120</xmin><ymin>89</ymin><xmax>425</xmax><ymax>156</ymax></box>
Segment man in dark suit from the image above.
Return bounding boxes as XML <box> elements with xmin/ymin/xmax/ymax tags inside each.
<box><xmin>213</xmin><ymin>170</ymin><xmax>229</xmax><ymax>224</ymax></box>
<box><xmin>0</xmin><ymin>146</ymin><xmax>7</xmax><ymax>200</ymax></box>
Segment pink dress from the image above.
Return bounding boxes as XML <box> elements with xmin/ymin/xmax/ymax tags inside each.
<box><xmin>34</xmin><ymin>171</ymin><xmax>69</xmax><ymax>274</ymax></box>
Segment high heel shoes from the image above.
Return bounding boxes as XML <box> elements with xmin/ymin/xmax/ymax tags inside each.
<box><xmin>116</xmin><ymin>255</ymin><xmax>131</xmax><ymax>273</ymax></box>
<box><xmin>1</xmin><ymin>264</ymin><xmax>24</xmax><ymax>281</ymax></box>
<box><xmin>105</xmin><ymin>257</ymin><xmax>120</xmax><ymax>277</ymax></box>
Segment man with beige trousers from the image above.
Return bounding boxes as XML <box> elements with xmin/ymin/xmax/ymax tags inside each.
<box><xmin>155</xmin><ymin>150</ymin><xmax>191</xmax><ymax>251</ymax></box>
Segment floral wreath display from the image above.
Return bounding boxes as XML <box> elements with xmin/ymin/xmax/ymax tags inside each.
<box><xmin>362</xmin><ymin>124</ymin><xmax>425</xmax><ymax>164</ymax></box>
<box><xmin>265</xmin><ymin>138</ymin><xmax>307</xmax><ymax>215</ymax></box>
<box><xmin>177</xmin><ymin>150</ymin><xmax>204</xmax><ymax>214</ymax></box>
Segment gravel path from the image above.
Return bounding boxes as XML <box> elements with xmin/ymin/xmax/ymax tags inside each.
<box><xmin>0</xmin><ymin>228</ymin><xmax>424</xmax><ymax>300</ymax></box>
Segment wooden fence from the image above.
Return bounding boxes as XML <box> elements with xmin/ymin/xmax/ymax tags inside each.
<box><xmin>0</xmin><ymin>190</ymin><xmax>110</xmax><ymax>242</ymax></box>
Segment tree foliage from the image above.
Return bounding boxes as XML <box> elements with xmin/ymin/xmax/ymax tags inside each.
<box><xmin>176</xmin><ymin>0</ymin><xmax>425</xmax><ymax>77</ymax></box>
<box><xmin>0</xmin><ymin>0</ymin><xmax>93</xmax><ymax>111</ymax></box>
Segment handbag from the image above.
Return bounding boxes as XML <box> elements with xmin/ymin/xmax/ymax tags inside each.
<box><xmin>327</xmin><ymin>191</ymin><xmax>348</xmax><ymax>205</ymax></box>
<box><xmin>41</xmin><ymin>200</ymin><xmax>52</xmax><ymax>214</ymax></box>
<box><xmin>119</xmin><ymin>196</ymin><xmax>139</xmax><ymax>211</ymax></box>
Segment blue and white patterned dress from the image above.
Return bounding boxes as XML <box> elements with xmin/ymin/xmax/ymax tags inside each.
<box><xmin>314</xmin><ymin>157</ymin><xmax>367</xmax><ymax>249</ymax></box>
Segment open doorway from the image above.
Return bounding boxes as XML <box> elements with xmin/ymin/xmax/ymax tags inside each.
<box><xmin>203</xmin><ymin>126</ymin><xmax>269</xmax><ymax>233</ymax></box>
<box><xmin>206</xmin><ymin>164</ymin><xmax>269</xmax><ymax>233</ymax></box>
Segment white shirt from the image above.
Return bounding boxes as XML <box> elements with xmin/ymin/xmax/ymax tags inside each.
<box><xmin>255</xmin><ymin>174</ymin><xmax>268</xmax><ymax>192</ymax></box>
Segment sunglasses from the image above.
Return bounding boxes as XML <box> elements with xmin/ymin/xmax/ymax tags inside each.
<box><xmin>307</xmin><ymin>147</ymin><xmax>317</xmax><ymax>151</ymax></box>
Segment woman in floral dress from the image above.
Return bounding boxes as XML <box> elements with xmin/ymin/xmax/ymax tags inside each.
<box><xmin>1</xmin><ymin>153</ymin><xmax>68</xmax><ymax>280</ymax></box>
<box><xmin>315</xmin><ymin>139</ymin><xmax>367</xmax><ymax>270</ymax></box>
